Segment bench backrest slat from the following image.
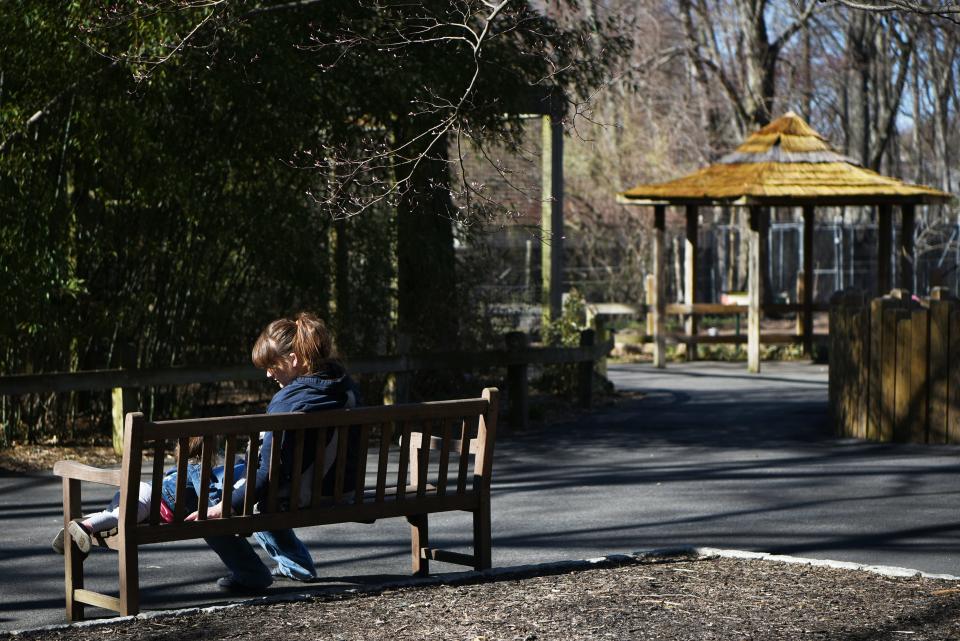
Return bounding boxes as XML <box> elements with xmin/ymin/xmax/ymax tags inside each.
<box><xmin>396</xmin><ymin>421</ymin><xmax>411</xmax><ymax>501</ymax></box>
<box><xmin>149</xmin><ymin>443</ymin><xmax>164</xmax><ymax>526</ymax></box>
<box><xmin>375</xmin><ymin>422</ymin><xmax>392</xmax><ymax>503</ymax></box>
<box><xmin>173</xmin><ymin>437</ymin><xmax>190</xmax><ymax>522</ymax></box>
<box><xmin>196</xmin><ymin>436</ymin><xmax>215</xmax><ymax>520</ymax></box>
<box><xmin>415</xmin><ymin>420</ymin><xmax>431</xmax><ymax>498</ymax></box>
<box><xmin>436</xmin><ymin>420</ymin><xmax>452</xmax><ymax>497</ymax></box>
<box><xmin>288</xmin><ymin>430</ymin><xmax>306</xmax><ymax>514</ymax></box>
<box><xmin>243</xmin><ymin>437</ymin><xmax>258</xmax><ymax>516</ymax></box>
<box><xmin>354</xmin><ymin>425</ymin><xmax>369</xmax><ymax>505</ymax></box>
<box><xmin>456</xmin><ymin>417</ymin><xmax>473</xmax><ymax>495</ymax></box>
<box><xmin>333</xmin><ymin>428</ymin><xmax>348</xmax><ymax>503</ymax></box>
<box><xmin>266</xmin><ymin>430</ymin><xmax>283</xmax><ymax>513</ymax></box>
<box><xmin>310</xmin><ymin>427</ymin><xmax>329</xmax><ymax>508</ymax></box>
<box><xmin>221</xmin><ymin>435</ymin><xmax>237</xmax><ymax>519</ymax></box>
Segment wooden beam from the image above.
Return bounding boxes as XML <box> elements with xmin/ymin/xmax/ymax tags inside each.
<box><xmin>900</xmin><ymin>204</ymin><xmax>915</xmax><ymax>292</ymax></box>
<box><xmin>802</xmin><ymin>205</ymin><xmax>815</xmax><ymax>356</ymax></box>
<box><xmin>653</xmin><ymin>205</ymin><xmax>667</xmax><ymax>368</ymax></box>
<box><xmin>541</xmin><ymin>113</ymin><xmax>565</xmax><ymax>321</ymax></box>
<box><xmin>878</xmin><ymin>204</ymin><xmax>893</xmax><ymax>295</ymax></box>
<box><xmin>748</xmin><ymin>206</ymin><xmax>763</xmax><ymax>373</ymax></box>
<box><xmin>684</xmin><ymin>205</ymin><xmax>698</xmax><ymax>361</ymax></box>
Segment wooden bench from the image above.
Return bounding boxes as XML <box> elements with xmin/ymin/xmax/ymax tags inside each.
<box><xmin>53</xmin><ymin>388</ymin><xmax>499</xmax><ymax>621</ymax></box>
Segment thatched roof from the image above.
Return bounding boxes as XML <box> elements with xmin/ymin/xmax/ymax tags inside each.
<box><xmin>619</xmin><ymin>113</ymin><xmax>953</xmax><ymax>207</ymax></box>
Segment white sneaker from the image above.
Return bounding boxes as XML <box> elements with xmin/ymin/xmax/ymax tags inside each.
<box><xmin>52</xmin><ymin>521</ymin><xmax>91</xmax><ymax>557</ymax></box>
<box><xmin>67</xmin><ymin>520</ymin><xmax>93</xmax><ymax>554</ymax></box>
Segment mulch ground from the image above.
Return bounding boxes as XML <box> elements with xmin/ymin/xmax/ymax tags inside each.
<box><xmin>9</xmin><ymin>554</ymin><xmax>960</xmax><ymax>641</ymax></box>
<box><xmin>0</xmin><ymin>444</ymin><xmax>120</xmax><ymax>474</ymax></box>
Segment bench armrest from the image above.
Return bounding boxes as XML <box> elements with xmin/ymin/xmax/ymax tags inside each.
<box><xmin>53</xmin><ymin>460</ymin><xmax>123</xmax><ymax>486</ymax></box>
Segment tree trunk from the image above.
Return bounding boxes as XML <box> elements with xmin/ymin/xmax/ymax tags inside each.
<box><xmin>396</xmin><ymin>133</ymin><xmax>459</xmax><ymax>357</ymax></box>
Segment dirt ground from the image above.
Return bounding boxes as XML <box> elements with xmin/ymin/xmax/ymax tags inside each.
<box><xmin>8</xmin><ymin>554</ymin><xmax>960</xmax><ymax>641</ymax></box>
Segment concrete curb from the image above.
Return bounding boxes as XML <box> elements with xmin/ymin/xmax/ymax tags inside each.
<box><xmin>6</xmin><ymin>547</ymin><xmax>957</xmax><ymax>636</ymax></box>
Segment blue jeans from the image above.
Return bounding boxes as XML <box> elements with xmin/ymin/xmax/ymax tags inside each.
<box><xmin>184</xmin><ymin>465</ymin><xmax>317</xmax><ymax>586</ymax></box>
<box><xmin>159</xmin><ymin>463</ymin><xmax>245</xmax><ymax>514</ymax></box>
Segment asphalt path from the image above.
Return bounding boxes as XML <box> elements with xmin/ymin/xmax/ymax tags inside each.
<box><xmin>3</xmin><ymin>361</ymin><xmax>960</xmax><ymax>631</ymax></box>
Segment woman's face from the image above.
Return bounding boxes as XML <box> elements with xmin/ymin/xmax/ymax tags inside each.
<box><xmin>266</xmin><ymin>353</ymin><xmax>302</xmax><ymax>388</ymax></box>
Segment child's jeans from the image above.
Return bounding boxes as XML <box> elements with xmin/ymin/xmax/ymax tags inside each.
<box><xmin>160</xmin><ymin>463</ymin><xmax>246</xmax><ymax>515</ymax></box>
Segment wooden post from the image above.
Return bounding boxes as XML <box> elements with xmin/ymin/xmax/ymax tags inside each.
<box><xmin>111</xmin><ymin>387</ymin><xmax>134</xmax><ymax>456</ymax></box>
<box><xmin>578</xmin><ymin>329</ymin><xmax>595</xmax><ymax>408</ymax></box>
<box><xmin>900</xmin><ymin>204</ymin><xmax>915</xmax><ymax>291</ymax></box>
<box><xmin>652</xmin><ymin>205</ymin><xmax>667</xmax><ymax>368</ymax></box>
<box><xmin>645</xmin><ymin>274</ymin><xmax>655</xmax><ymax>337</ymax></box>
<box><xmin>541</xmin><ymin>113</ymin><xmax>565</xmax><ymax>321</ymax></box>
<box><xmin>877</xmin><ymin>204</ymin><xmax>893</xmax><ymax>295</ymax></box>
<box><xmin>585</xmin><ymin>306</ymin><xmax>608</xmax><ymax>378</ymax></box>
<box><xmin>505</xmin><ymin>332</ymin><xmax>528</xmax><ymax>431</ymax></box>
<box><xmin>383</xmin><ymin>333</ymin><xmax>412</xmax><ymax>406</ymax></box>
<box><xmin>747</xmin><ymin>206</ymin><xmax>763</xmax><ymax>373</ymax></box>
<box><xmin>685</xmin><ymin>205</ymin><xmax>698</xmax><ymax>361</ymax></box>
<box><xmin>802</xmin><ymin>205</ymin><xmax>815</xmax><ymax>356</ymax></box>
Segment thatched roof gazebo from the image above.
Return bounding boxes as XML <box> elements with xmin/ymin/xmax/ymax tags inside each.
<box><xmin>617</xmin><ymin>112</ymin><xmax>953</xmax><ymax>372</ymax></box>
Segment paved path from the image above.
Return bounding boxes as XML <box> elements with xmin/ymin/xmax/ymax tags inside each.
<box><xmin>3</xmin><ymin>361</ymin><xmax>960</xmax><ymax>630</ymax></box>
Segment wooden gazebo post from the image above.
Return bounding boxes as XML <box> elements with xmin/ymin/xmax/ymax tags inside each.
<box><xmin>652</xmin><ymin>205</ymin><xmax>667</xmax><ymax>368</ymax></box>
<box><xmin>801</xmin><ymin>205</ymin><xmax>815</xmax><ymax>355</ymax></box>
<box><xmin>877</xmin><ymin>204</ymin><xmax>893</xmax><ymax>295</ymax></box>
<box><xmin>747</xmin><ymin>206</ymin><xmax>763</xmax><ymax>373</ymax></box>
<box><xmin>685</xmin><ymin>205</ymin><xmax>699</xmax><ymax>360</ymax></box>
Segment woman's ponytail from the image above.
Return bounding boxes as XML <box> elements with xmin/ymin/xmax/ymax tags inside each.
<box><xmin>292</xmin><ymin>312</ymin><xmax>337</xmax><ymax>374</ymax></box>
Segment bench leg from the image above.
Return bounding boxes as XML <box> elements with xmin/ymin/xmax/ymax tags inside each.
<box><xmin>473</xmin><ymin>500</ymin><xmax>491</xmax><ymax>571</ymax></box>
<box><xmin>407</xmin><ymin>514</ymin><xmax>429</xmax><ymax>577</ymax></box>
<box><xmin>119</xmin><ymin>540</ymin><xmax>139</xmax><ymax>616</ymax></box>
<box><xmin>63</xmin><ymin>479</ymin><xmax>84</xmax><ymax>622</ymax></box>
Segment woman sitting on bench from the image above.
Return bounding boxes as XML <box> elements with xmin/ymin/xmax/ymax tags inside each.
<box><xmin>185</xmin><ymin>312</ymin><xmax>361</xmax><ymax>594</ymax></box>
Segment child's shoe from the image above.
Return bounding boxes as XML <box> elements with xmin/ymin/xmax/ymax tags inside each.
<box><xmin>52</xmin><ymin>526</ymin><xmax>67</xmax><ymax>555</ymax></box>
<box><xmin>67</xmin><ymin>520</ymin><xmax>93</xmax><ymax>554</ymax></box>
<box><xmin>52</xmin><ymin>520</ymin><xmax>92</xmax><ymax>558</ymax></box>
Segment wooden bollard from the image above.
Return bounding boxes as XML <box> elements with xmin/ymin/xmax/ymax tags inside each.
<box><xmin>111</xmin><ymin>387</ymin><xmax>134</xmax><ymax>455</ymax></box>
<box><xmin>578</xmin><ymin>329</ymin><xmax>595</xmax><ymax>409</ymax></box>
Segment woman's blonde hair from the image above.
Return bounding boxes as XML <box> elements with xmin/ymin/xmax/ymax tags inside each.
<box><xmin>251</xmin><ymin>312</ymin><xmax>337</xmax><ymax>375</ymax></box>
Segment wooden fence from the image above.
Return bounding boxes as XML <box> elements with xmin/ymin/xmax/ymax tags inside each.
<box><xmin>830</xmin><ymin>288</ymin><xmax>960</xmax><ymax>443</ymax></box>
<box><xmin>0</xmin><ymin>330</ymin><xmax>611</xmax><ymax>451</ymax></box>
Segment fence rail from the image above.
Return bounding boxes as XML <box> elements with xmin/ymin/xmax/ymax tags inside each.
<box><xmin>1</xmin><ymin>331</ymin><xmax>612</xmax><ymax>451</ymax></box>
<box><xmin>830</xmin><ymin>288</ymin><xmax>960</xmax><ymax>443</ymax></box>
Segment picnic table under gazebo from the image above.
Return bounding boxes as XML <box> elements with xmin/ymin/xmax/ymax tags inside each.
<box><xmin>617</xmin><ymin>112</ymin><xmax>953</xmax><ymax>373</ymax></box>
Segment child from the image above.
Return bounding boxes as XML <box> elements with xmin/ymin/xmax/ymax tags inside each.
<box><xmin>52</xmin><ymin>437</ymin><xmax>244</xmax><ymax>557</ymax></box>
<box><xmin>193</xmin><ymin>311</ymin><xmax>361</xmax><ymax>593</ymax></box>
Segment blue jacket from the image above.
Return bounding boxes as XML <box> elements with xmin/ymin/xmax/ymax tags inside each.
<box><xmin>231</xmin><ymin>363</ymin><xmax>360</xmax><ymax>512</ymax></box>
